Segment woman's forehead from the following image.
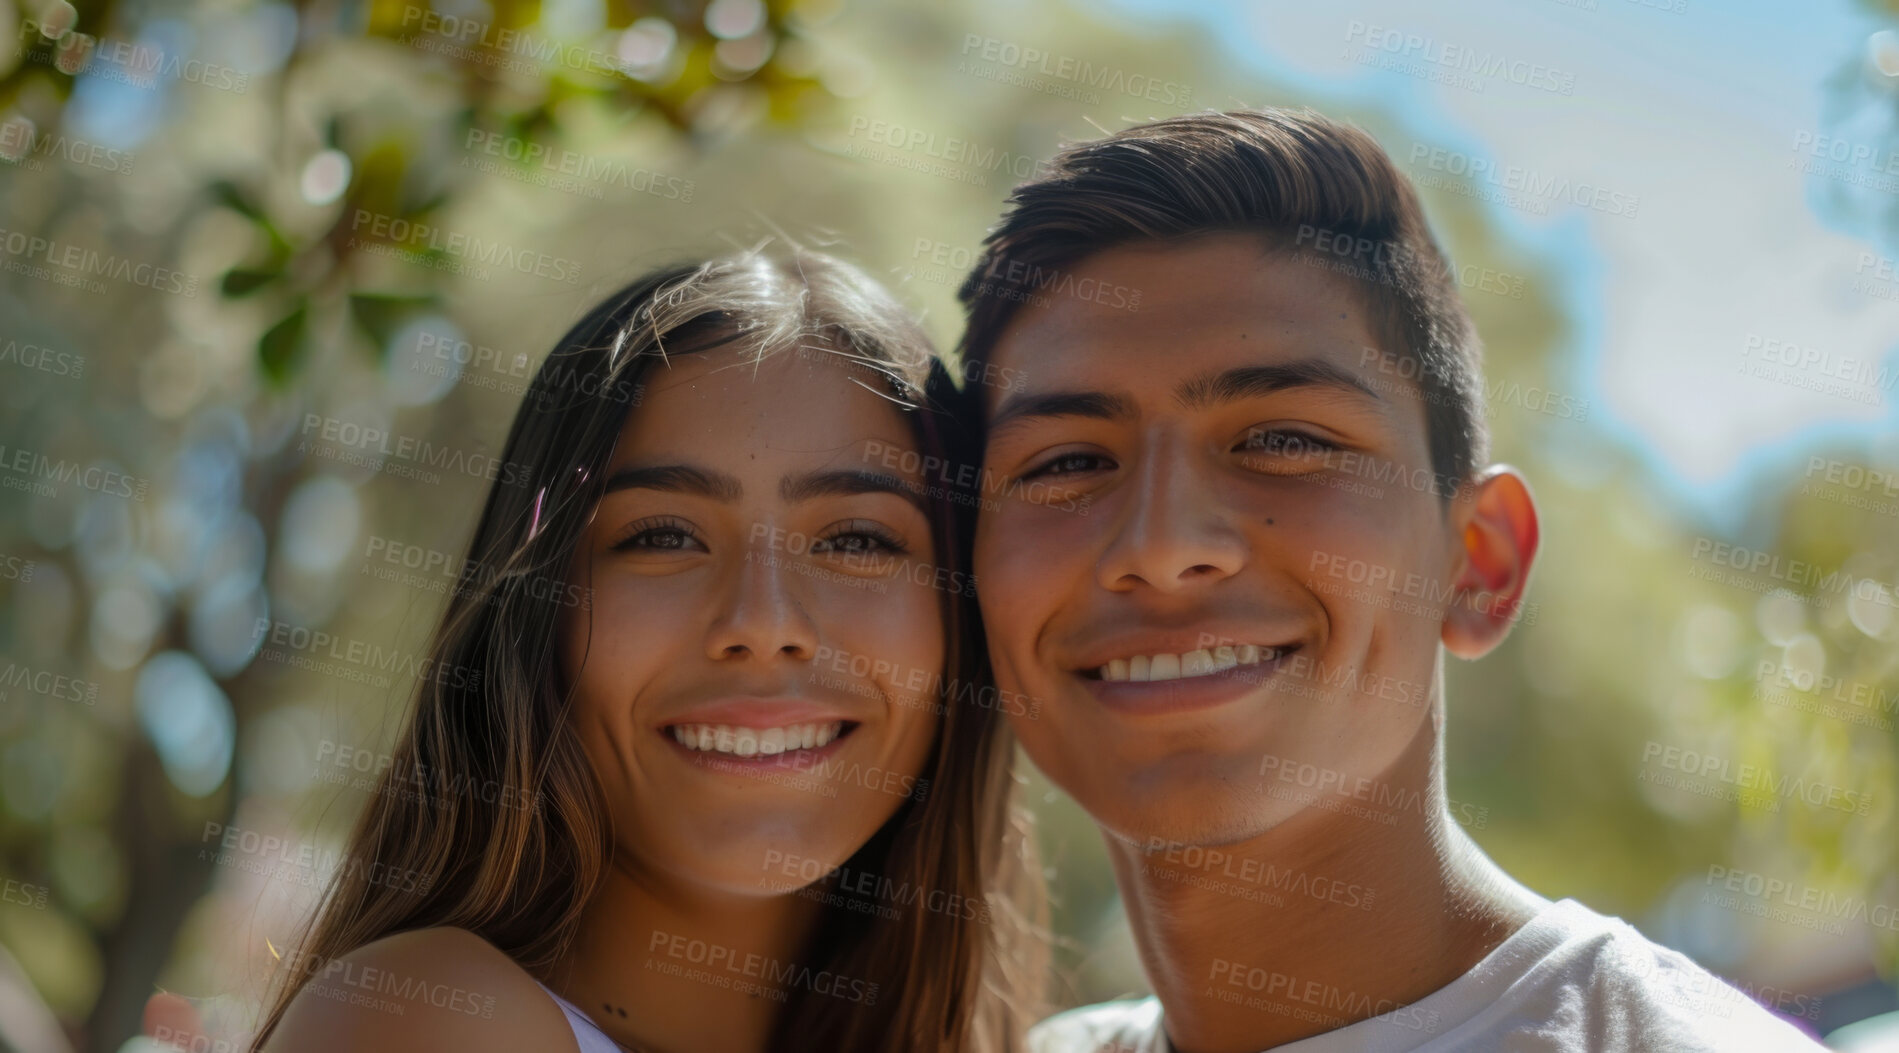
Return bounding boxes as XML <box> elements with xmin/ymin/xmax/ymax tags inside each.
<box><xmin>611</xmin><ymin>346</ymin><xmax>923</xmax><ymax>473</ymax></box>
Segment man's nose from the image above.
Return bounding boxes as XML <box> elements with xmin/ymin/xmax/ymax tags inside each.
<box><xmin>1095</xmin><ymin>443</ymin><xmax>1246</xmax><ymax>595</ymax></box>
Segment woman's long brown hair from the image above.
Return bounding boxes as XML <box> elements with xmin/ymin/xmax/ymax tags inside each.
<box><xmin>250</xmin><ymin>249</ymin><xmax>1045</xmax><ymax>1052</ymax></box>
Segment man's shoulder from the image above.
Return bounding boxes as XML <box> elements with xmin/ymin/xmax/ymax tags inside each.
<box><xmin>1027</xmin><ymin>997</ymin><xmax>1167</xmax><ymax>1053</ymax></box>
<box><xmin>1492</xmin><ymin>899</ymin><xmax>1828</xmax><ymax>1051</ymax></box>
<box><xmin>1022</xmin><ymin>901</ymin><xmax>1829</xmax><ymax>1053</ymax></box>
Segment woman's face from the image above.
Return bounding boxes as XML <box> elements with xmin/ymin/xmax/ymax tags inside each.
<box><xmin>559</xmin><ymin>343</ymin><xmax>945</xmax><ymax>897</ymax></box>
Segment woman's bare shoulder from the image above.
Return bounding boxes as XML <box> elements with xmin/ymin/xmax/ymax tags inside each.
<box><xmin>262</xmin><ymin>927</ymin><xmax>578</xmax><ymax>1053</ymax></box>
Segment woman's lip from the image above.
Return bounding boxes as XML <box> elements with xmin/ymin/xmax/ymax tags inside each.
<box><xmin>659</xmin><ymin>698</ymin><xmax>858</xmax><ymax>729</ymax></box>
<box><xmin>1079</xmin><ymin>650</ymin><xmax>1295</xmax><ymax>715</ymax></box>
<box><xmin>661</xmin><ymin>723</ymin><xmax>858</xmax><ymax>775</ymax></box>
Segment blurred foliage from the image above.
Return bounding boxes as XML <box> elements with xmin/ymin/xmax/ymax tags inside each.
<box><xmin>0</xmin><ymin>0</ymin><xmax>1895</xmax><ymax>1050</ymax></box>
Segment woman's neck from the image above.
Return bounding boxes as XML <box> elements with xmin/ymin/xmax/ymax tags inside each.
<box><xmin>548</xmin><ymin>858</ymin><xmax>825</xmax><ymax>1053</ymax></box>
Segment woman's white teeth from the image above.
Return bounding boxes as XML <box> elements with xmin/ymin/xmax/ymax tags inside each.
<box><xmin>671</xmin><ymin>722</ymin><xmax>844</xmax><ymax>756</ymax></box>
<box><xmin>1100</xmin><ymin>646</ymin><xmax>1282</xmax><ymax>682</ymax></box>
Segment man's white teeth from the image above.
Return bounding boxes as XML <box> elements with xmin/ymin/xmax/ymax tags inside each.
<box><xmin>1100</xmin><ymin>645</ymin><xmax>1282</xmax><ymax>682</ymax></box>
<box><xmin>671</xmin><ymin>722</ymin><xmax>844</xmax><ymax>756</ymax></box>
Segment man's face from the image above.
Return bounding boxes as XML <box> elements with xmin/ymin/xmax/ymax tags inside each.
<box><xmin>974</xmin><ymin>234</ymin><xmax>1465</xmax><ymax>849</ymax></box>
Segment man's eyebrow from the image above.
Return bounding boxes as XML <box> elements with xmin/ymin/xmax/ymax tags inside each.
<box><xmin>781</xmin><ymin>469</ymin><xmax>927</xmax><ymax>515</ymax></box>
<box><xmin>1175</xmin><ymin>360</ymin><xmax>1385</xmax><ymax>410</ymax></box>
<box><xmin>602</xmin><ymin>464</ymin><xmax>743</xmax><ymax>501</ymax></box>
<box><xmin>988</xmin><ymin>390</ymin><xmax>1140</xmax><ymax>436</ymax></box>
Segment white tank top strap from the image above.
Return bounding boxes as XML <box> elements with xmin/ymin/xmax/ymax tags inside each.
<box><xmin>534</xmin><ymin>979</ymin><xmax>625</xmax><ymax>1053</ymax></box>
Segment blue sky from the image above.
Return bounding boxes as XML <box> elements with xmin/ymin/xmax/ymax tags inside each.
<box><xmin>1107</xmin><ymin>0</ymin><xmax>1899</xmax><ymax>523</ymax></box>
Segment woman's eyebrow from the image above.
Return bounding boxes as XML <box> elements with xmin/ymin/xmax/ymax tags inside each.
<box><xmin>601</xmin><ymin>464</ymin><xmax>744</xmax><ymax>500</ymax></box>
<box><xmin>781</xmin><ymin>469</ymin><xmax>928</xmax><ymax>514</ymax></box>
<box><xmin>598</xmin><ymin>464</ymin><xmax>928</xmax><ymax>515</ymax></box>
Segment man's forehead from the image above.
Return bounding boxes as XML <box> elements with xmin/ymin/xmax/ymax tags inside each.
<box><xmin>983</xmin><ymin>243</ymin><xmax>1382</xmax><ymax>411</ymax></box>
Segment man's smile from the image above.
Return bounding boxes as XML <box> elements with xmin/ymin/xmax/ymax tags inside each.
<box><xmin>1081</xmin><ymin>643</ymin><xmax>1297</xmax><ymax>682</ymax></box>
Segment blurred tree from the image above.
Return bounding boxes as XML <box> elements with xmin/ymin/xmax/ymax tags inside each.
<box><xmin>0</xmin><ymin>0</ymin><xmax>1893</xmax><ymax>1050</ymax></box>
<box><xmin>1</xmin><ymin>2</ymin><xmax>845</xmax><ymax>1048</ymax></box>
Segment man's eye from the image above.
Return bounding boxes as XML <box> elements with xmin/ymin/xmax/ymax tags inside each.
<box><xmin>1236</xmin><ymin>429</ymin><xmax>1339</xmax><ymax>459</ymax></box>
<box><xmin>1023</xmin><ymin>452</ymin><xmax>1113</xmax><ymax>479</ymax></box>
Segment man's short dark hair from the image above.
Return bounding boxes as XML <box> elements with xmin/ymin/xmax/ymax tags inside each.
<box><xmin>955</xmin><ymin>107</ymin><xmax>1489</xmax><ymax>491</ymax></box>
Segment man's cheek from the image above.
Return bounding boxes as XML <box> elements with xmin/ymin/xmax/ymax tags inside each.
<box><xmin>998</xmin><ymin>642</ymin><xmax>1035</xmax><ymax>695</ymax></box>
<box><xmin>973</xmin><ymin>549</ymin><xmax>1045</xmax><ymax>636</ymax></box>
<box><xmin>970</xmin><ymin>524</ymin><xmax>1019</xmax><ymax>599</ymax></box>
<box><xmin>981</xmin><ymin>504</ymin><xmax>1079</xmax><ymax>565</ymax></box>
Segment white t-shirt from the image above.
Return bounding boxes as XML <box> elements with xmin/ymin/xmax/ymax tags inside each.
<box><xmin>535</xmin><ymin>980</ymin><xmax>624</xmax><ymax>1053</ymax></box>
<box><xmin>1030</xmin><ymin>899</ymin><xmax>1828</xmax><ymax>1052</ymax></box>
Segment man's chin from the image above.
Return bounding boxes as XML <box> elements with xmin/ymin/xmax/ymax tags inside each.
<box><xmin>1097</xmin><ymin>807</ymin><xmax>1283</xmax><ymax>854</ymax></box>
<box><xmin>1070</xmin><ymin>772</ymin><xmax>1290</xmax><ymax>851</ymax></box>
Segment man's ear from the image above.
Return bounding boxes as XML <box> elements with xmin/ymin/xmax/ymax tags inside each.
<box><xmin>1442</xmin><ymin>466</ymin><xmax>1540</xmax><ymax>660</ymax></box>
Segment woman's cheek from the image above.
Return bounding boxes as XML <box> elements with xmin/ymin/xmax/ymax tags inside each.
<box><xmin>556</xmin><ymin>592</ymin><xmax>594</xmax><ymax>697</ymax></box>
<box><xmin>840</xmin><ymin>578</ymin><xmax>944</xmax><ymax>743</ymax></box>
<box><xmin>567</xmin><ymin>578</ymin><xmax>680</xmax><ymax>714</ymax></box>
<box><xmin>871</xmin><ymin>578</ymin><xmax>944</xmax><ymax>686</ymax></box>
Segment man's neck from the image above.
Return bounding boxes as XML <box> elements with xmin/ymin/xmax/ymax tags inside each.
<box><xmin>549</xmin><ymin>861</ymin><xmax>821</xmax><ymax>1053</ymax></box>
<box><xmin>1102</xmin><ymin>723</ymin><xmax>1546</xmax><ymax>1053</ymax></box>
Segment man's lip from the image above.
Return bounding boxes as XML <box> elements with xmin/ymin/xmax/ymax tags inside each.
<box><xmin>1066</xmin><ymin>627</ymin><xmax>1305</xmax><ymax>673</ymax></box>
<box><xmin>657</xmin><ymin>698</ymin><xmax>861</xmax><ymax>729</ymax></box>
<box><xmin>1081</xmin><ymin>648</ymin><xmax>1299</xmax><ymax>715</ymax></box>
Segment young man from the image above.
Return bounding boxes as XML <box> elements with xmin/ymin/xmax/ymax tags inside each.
<box><xmin>954</xmin><ymin>110</ymin><xmax>1825</xmax><ymax>1052</ymax></box>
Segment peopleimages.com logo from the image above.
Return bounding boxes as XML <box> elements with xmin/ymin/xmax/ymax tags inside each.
<box><xmin>955</xmin><ymin>34</ymin><xmax>1193</xmax><ymax>105</ymax></box>
<box><xmin>348</xmin><ymin>210</ymin><xmax>582</xmax><ymax>284</ymax></box>
<box><xmin>0</xmin><ymin>117</ymin><xmax>135</xmax><ymax>174</ymax></box>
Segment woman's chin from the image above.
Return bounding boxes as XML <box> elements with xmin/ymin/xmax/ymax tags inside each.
<box><xmin>632</xmin><ymin>822</ymin><xmax>871</xmax><ymax>897</ymax></box>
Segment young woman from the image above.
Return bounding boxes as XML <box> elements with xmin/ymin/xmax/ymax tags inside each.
<box><xmin>243</xmin><ymin>249</ymin><xmax>1041</xmax><ymax>1052</ymax></box>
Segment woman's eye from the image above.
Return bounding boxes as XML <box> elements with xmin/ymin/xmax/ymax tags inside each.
<box><xmin>1023</xmin><ymin>452</ymin><xmax>1113</xmax><ymax>479</ymax></box>
<box><xmin>811</xmin><ymin>522</ymin><xmax>907</xmax><ymax>558</ymax></box>
<box><xmin>611</xmin><ymin>518</ymin><xmax>704</xmax><ymax>553</ymax></box>
<box><xmin>818</xmin><ymin>534</ymin><xmax>879</xmax><ymax>555</ymax></box>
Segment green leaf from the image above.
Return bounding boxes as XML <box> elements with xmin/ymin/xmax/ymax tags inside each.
<box><xmin>349</xmin><ymin>292</ymin><xmax>435</xmax><ymax>358</ymax></box>
<box><xmin>209</xmin><ymin>180</ymin><xmax>265</xmax><ymax>222</ymax></box>
<box><xmin>258</xmin><ymin>303</ymin><xmax>309</xmax><ymax>385</ymax></box>
<box><xmin>211</xmin><ymin>180</ymin><xmax>295</xmax><ymax>260</ymax></box>
<box><xmin>407</xmin><ymin>189</ymin><xmax>452</xmax><ymax>218</ymax></box>
<box><xmin>220</xmin><ymin>268</ymin><xmax>280</xmax><ymax>297</ymax></box>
